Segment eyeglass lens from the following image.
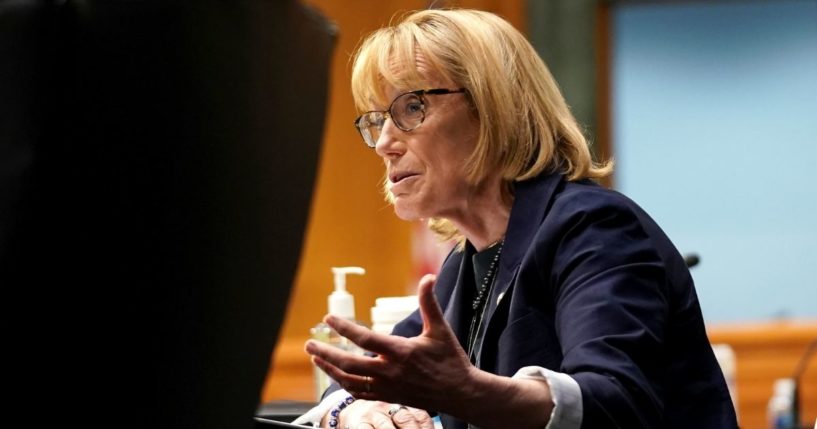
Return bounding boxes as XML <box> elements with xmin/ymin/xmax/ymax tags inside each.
<box><xmin>358</xmin><ymin>92</ymin><xmax>425</xmax><ymax>147</ymax></box>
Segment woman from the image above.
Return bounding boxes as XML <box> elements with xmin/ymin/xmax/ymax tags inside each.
<box><xmin>295</xmin><ymin>9</ymin><xmax>737</xmax><ymax>429</ymax></box>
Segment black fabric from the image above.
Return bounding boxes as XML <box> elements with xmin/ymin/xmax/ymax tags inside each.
<box><xmin>466</xmin><ymin>241</ymin><xmax>502</xmax><ymax>360</ymax></box>
<box><xmin>0</xmin><ymin>1</ymin><xmax>335</xmax><ymax>428</ymax></box>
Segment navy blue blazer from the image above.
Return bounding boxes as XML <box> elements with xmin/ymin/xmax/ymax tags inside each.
<box><xmin>392</xmin><ymin>173</ymin><xmax>738</xmax><ymax>429</ymax></box>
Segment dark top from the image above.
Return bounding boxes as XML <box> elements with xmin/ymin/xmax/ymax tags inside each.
<box><xmin>465</xmin><ymin>241</ymin><xmax>503</xmax><ymax>362</ymax></box>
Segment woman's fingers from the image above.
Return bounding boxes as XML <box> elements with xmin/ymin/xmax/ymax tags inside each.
<box><xmin>311</xmin><ymin>354</ymin><xmax>393</xmax><ymax>402</ymax></box>
<box><xmin>389</xmin><ymin>405</ymin><xmax>435</xmax><ymax>429</ymax></box>
<box><xmin>311</xmin><ymin>355</ymin><xmax>375</xmax><ymax>396</ymax></box>
<box><xmin>416</xmin><ymin>274</ymin><xmax>452</xmax><ymax>341</ymax></box>
<box><xmin>339</xmin><ymin>401</ymin><xmax>398</xmax><ymax>429</ymax></box>
<box><xmin>305</xmin><ymin>339</ymin><xmax>388</xmax><ymax>376</ymax></box>
<box><xmin>306</xmin><ymin>273</ymin><xmax>472</xmax><ymax>412</ymax></box>
<box><xmin>325</xmin><ymin>314</ymin><xmax>403</xmax><ymax>356</ymax></box>
<box><xmin>369</xmin><ymin>412</ymin><xmax>397</xmax><ymax>429</ymax></box>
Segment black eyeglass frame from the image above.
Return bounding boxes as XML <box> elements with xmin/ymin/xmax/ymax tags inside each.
<box><xmin>353</xmin><ymin>88</ymin><xmax>467</xmax><ymax>148</ymax></box>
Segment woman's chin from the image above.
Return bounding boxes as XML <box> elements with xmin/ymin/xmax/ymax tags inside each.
<box><xmin>392</xmin><ymin>199</ymin><xmax>422</xmax><ymax>221</ymax></box>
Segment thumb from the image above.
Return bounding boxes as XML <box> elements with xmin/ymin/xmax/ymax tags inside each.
<box><xmin>417</xmin><ymin>274</ymin><xmax>447</xmax><ymax>336</ymax></box>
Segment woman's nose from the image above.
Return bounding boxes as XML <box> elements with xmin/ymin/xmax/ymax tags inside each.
<box><xmin>374</xmin><ymin>118</ymin><xmax>405</xmax><ymax>158</ymax></box>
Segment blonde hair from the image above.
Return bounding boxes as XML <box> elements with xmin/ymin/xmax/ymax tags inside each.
<box><xmin>351</xmin><ymin>9</ymin><xmax>612</xmax><ymax>241</ymax></box>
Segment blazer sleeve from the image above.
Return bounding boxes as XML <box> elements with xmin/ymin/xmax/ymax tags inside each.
<box><xmin>543</xmin><ymin>191</ymin><xmax>673</xmax><ymax>428</ymax></box>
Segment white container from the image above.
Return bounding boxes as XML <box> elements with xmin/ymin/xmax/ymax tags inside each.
<box><xmin>711</xmin><ymin>343</ymin><xmax>739</xmax><ymax>417</ymax></box>
<box><xmin>370</xmin><ymin>295</ymin><xmax>419</xmax><ymax>334</ymax></box>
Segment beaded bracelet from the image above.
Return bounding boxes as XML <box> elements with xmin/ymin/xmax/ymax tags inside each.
<box><xmin>327</xmin><ymin>395</ymin><xmax>355</xmax><ymax>428</ymax></box>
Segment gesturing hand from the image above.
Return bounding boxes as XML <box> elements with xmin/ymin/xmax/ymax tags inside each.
<box><xmin>305</xmin><ymin>274</ymin><xmax>476</xmax><ymax>413</ymax></box>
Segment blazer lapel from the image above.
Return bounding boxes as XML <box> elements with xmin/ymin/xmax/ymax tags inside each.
<box><xmin>477</xmin><ymin>173</ymin><xmax>564</xmax><ymax>359</ymax></box>
<box><xmin>441</xmin><ymin>248</ymin><xmax>472</xmax><ymax>350</ymax></box>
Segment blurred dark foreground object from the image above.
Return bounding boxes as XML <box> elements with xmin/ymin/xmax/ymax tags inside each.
<box><xmin>0</xmin><ymin>1</ymin><xmax>335</xmax><ymax>428</ymax></box>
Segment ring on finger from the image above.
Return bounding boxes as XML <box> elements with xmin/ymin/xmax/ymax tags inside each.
<box><xmin>388</xmin><ymin>404</ymin><xmax>408</xmax><ymax>417</ymax></box>
<box><xmin>364</xmin><ymin>376</ymin><xmax>373</xmax><ymax>392</ymax></box>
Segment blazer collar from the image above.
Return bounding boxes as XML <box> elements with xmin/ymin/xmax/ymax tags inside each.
<box><xmin>495</xmin><ymin>172</ymin><xmax>563</xmax><ymax>290</ymax></box>
<box><xmin>441</xmin><ymin>172</ymin><xmax>564</xmax><ymax>351</ymax></box>
<box><xmin>442</xmin><ymin>246</ymin><xmax>473</xmax><ymax>348</ymax></box>
<box><xmin>480</xmin><ymin>173</ymin><xmax>564</xmax><ymax>330</ymax></box>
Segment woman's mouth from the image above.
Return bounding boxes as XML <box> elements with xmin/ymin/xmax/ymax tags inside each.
<box><xmin>390</xmin><ymin>171</ymin><xmax>419</xmax><ymax>184</ymax></box>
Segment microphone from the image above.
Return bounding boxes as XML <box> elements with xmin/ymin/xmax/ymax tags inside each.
<box><xmin>792</xmin><ymin>338</ymin><xmax>817</xmax><ymax>429</ymax></box>
<box><xmin>683</xmin><ymin>253</ymin><xmax>700</xmax><ymax>268</ymax></box>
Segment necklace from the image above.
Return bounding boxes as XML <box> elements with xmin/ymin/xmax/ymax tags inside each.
<box><xmin>466</xmin><ymin>240</ymin><xmax>503</xmax><ymax>358</ymax></box>
<box><xmin>471</xmin><ymin>240</ymin><xmax>503</xmax><ymax>311</ymax></box>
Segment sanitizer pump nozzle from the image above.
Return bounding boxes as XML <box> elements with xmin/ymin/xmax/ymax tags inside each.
<box><xmin>310</xmin><ymin>266</ymin><xmax>366</xmax><ymax>401</ymax></box>
<box><xmin>328</xmin><ymin>266</ymin><xmax>365</xmax><ymax>320</ymax></box>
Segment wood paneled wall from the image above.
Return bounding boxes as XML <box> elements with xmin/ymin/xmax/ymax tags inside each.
<box><xmin>709</xmin><ymin>321</ymin><xmax>817</xmax><ymax>429</ymax></box>
<box><xmin>260</xmin><ymin>0</ymin><xmax>527</xmax><ymax>403</ymax></box>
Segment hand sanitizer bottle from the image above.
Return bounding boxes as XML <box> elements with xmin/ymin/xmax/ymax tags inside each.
<box><xmin>767</xmin><ymin>377</ymin><xmax>796</xmax><ymax>429</ymax></box>
<box><xmin>310</xmin><ymin>266</ymin><xmax>365</xmax><ymax>400</ymax></box>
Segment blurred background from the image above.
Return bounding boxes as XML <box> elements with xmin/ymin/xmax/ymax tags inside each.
<box><xmin>263</xmin><ymin>1</ymin><xmax>817</xmax><ymax>428</ymax></box>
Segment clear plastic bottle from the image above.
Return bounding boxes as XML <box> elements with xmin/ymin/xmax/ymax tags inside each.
<box><xmin>310</xmin><ymin>266</ymin><xmax>366</xmax><ymax>400</ymax></box>
<box><xmin>310</xmin><ymin>321</ymin><xmax>340</xmax><ymax>400</ymax></box>
<box><xmin>767</xmin><ymin>377</ymin><xmax>796</xmax><ymax>429</ymax></box>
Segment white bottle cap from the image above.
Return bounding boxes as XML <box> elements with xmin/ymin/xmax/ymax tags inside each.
<box><xmin>773</xmin><ymin>378</ymin><xmax>795</xmax><ymax>396</ymax></box>
<box><xmin>329</xmin><ymin>267</ymin><xmax>365</xmax><ymax>319</ymax></box>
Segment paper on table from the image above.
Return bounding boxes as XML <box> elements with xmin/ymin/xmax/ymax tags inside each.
<box><xmin>253</xmin><ymin>416</ymin><xmax>313</xmax><ymax>428</ymax></box>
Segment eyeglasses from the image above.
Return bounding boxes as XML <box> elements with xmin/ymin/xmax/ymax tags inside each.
<box><xmin>353</xmin><ymin>88</ymin><xmax>466</xmax><ymax>148</ymax></box>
